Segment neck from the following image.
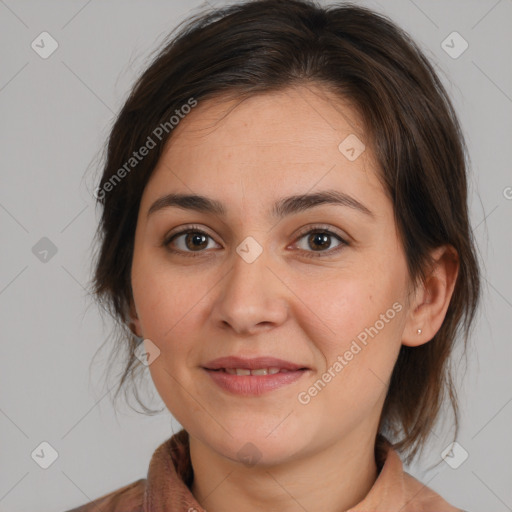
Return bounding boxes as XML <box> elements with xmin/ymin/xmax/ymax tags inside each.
<box><xmin>189</xmin><ymin>428</ymin><xmax>379</xmax><ymax>512</ymax></box>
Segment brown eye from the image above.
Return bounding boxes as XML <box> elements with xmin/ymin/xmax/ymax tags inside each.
<box><xmin>164</xmin><ymin>228</ymin><xmax>218</xmax><ymax>255</ymax></box>
<box><xmin>306</xmin><ymin>232</ymin><xmax>333</xmax><ymax>251</ymax></box>
<box><xmin>183</xmin><ymin>232</ymin><xmax>209</xmax><ymax>251</ymax></box>
<box><xmin>293</xmin><ymin>227</ymin><xmax>347</xmax><ymax>258</ymax></box>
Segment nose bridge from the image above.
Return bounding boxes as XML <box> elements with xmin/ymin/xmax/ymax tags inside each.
<box><xmin>231</xmin><ymin>236</ymin><xmax>272</xmax><ymax>296</ymax></box>
<box><xmin>213</xmin><ymin>237</ymin><xmax>289</xmax><ymax>334</ymax></box>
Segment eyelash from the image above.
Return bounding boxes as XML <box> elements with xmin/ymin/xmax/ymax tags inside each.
<box><xmin>163</xmin><ymin>224</ymin><xmax>348</xmax><ymax>259</ymax></box>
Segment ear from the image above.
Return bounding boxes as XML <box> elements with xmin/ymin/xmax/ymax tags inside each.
<box><xmin>402</xmin><ymin>245</ymin><xmax>459</xmax><ymax>347</ymax></box>
<box><xmin>127</xmin><ymin>295</ymin><xmax>143</xmax><ymax>338</ymax></box>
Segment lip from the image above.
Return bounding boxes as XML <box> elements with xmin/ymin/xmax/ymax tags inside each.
<box><xmin>203</xmin><ymin>356</ymin><xmax>308</xmax><ymax>371</ymax></box>
<box><xmin>202</xmin><ymin>356</ymin><xmax>310</xmax><ymax>396</ymax></box>
<box><xmin>203</xmin><ymin>367</ymin><xmax>309</xmax><ymax>396</ymax></box>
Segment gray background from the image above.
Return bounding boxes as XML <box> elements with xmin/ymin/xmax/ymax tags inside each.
<box><xmin>1</xmin><ymin>0</ymin><xmax>511</xmax><ymax>511</ymax></box>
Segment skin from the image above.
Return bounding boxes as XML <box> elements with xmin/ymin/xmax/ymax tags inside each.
<box><xmin>129</xmin><ymin>84</ymin><xmax>459</xmax><ymax>512</ymax></box>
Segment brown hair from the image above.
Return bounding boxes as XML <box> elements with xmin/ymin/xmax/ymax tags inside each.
<box><xmin>89</xmin><ymin>0</ymin><xmax>481</xmax><ymax>463</ymax></box>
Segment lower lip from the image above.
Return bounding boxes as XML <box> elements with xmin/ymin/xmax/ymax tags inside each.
<box><xmin>203</xmin><ymin>368</ymin><xmax>308</xmax><ymax>396</ymax></box>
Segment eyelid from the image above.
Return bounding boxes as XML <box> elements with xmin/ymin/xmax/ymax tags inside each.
<box><xmin>163</xmin><ymin>224</ymin><xmax>218</xmax><ymax>247</ymax></box>
<box><xmin>292</xmin><ymin>224</ymin><xmax>348</xmax><ymax>243</ymax></box>
<box><xmin>289</xmin><ymin>225</ymin><xmax>348</xmax><ymax>258</ymax></box>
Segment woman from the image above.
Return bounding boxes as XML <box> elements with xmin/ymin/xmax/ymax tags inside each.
<box><xmin>69</xmin><ymin>0</ymin><xmax>480</xmax><ymax>510</ymax></box>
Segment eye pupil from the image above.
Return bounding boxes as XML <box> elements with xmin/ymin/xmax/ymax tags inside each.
<box><xmin>309</xmin><ymin>232</ymin><xmax>331</xmax><ymax>251</ymax></box>
<box><xmin>186</xmin><ymin>233</ymin><xmax>208</xmax><ymax>250</ymax></box>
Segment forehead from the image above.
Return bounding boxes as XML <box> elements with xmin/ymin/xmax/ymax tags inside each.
<box><xmin>143</xmin><ymin>85</ymin><xmax>386</xmax><ymax>213</ymax></box>
<box><xmin>166</xmin><ymin>85</ymin><xmax>367</xmax><ymax>156</ymax></box>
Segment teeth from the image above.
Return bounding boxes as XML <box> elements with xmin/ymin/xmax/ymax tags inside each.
<box><xmin>252</xmin><ymin>368</ymin><xmax>268</xmax><ymax>375</ymax></box>
<box><xmin>223</xmin><ymin>367</ymin><xmax>287</xmax><ymax>376</ymax></box>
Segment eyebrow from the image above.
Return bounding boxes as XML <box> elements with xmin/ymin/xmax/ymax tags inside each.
<box><xmin>147</xmin><ymin>189</ymin><xmax>375</xmax><ymax>220</ymax></box>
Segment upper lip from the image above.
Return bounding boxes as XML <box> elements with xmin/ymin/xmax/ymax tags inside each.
<box><xmin>203</xmin><ymin>356</ymin><xmax>308</xmax><ymax>371</ymax></box>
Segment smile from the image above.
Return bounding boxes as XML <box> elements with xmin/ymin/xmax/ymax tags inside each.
<box><xmin>211</xmin><ymin>367</ymin><xmax>299</xmax><ymax>375</ymax></box>
<box><xmin>203</xmin><ymin>367</ymin><xmax>309</xmax><ymax>395</ymax></box>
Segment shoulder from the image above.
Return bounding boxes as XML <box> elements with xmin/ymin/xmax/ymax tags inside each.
<box><xmin>63</xmin><ymin>478</ymin><xmax>147</xmax><ymax>512</ymax></box>
<box><xmin>402</xmin><ymin>471</ymin><xmax>463</xmax><ymax>511</ymax></box>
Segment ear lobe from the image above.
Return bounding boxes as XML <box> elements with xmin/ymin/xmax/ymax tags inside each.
<box><xmin>402</xmin><ymin>245</ymin><xmax>459</xmax><ymax>347</ymax></box>
<box><xmin>128</xmin><ymin>297</ymin><xmax>143</xmax><ymax>338</ymax></box>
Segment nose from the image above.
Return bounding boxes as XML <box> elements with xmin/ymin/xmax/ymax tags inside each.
<box><xmin>210</xmin><ymin>245</ymin><xmax>289</xmax><ymax>336</ymax></box>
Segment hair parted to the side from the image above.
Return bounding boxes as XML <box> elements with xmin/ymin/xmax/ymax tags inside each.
<box><xmin>89</xmin><ymin>0</ymin><xmax>481</xmax><ymax>463</ymax></box>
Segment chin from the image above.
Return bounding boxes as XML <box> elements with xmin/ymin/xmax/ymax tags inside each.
<box><xmin>197</xmin><ymin>423</ymin><xmax>311</xmax><ymax>467</ymax></box>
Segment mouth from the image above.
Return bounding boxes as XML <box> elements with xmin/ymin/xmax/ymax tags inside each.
<box><xmin>202</xmin><ymin>356</ymin><xmax>310</xmax><ymax>395</ymax></box>
<box><xmin>203</xmin><ymin>355</ymin><xmax>310</xmax><ymax>373</ymax></box>
<box><xmin>206</xmin><ymin>367</ymin><xmax>308</xmax><ymax>376</ymax></box>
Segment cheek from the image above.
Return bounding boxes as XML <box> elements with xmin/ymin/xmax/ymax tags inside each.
<box><xmin>300</xmin><ymin>291</ymin><xmax>403</xmax><ymax>433</ymax></box>
<box><xmin>306</xmin><ymin>269</ymin><xmax>403</xmax><ymax>350</ymax></box>
<box><xmin>133</xmin><ymin>266</ymin><xmax>206</xmax><ymax>419</ymax></box>
<box><xmin>131</xmin><ymin>253</ymin><xmax>204</xmax><ymax>343</ymax></box>
<box><xmin>302</xmin><ymin>267</ymin><xmax>405</xmax><ymax>401</ymax></box>
<box><xmin>131</xmin><ymin>258</ymin><xmax>209</xmax><ymax>394</ymax></box>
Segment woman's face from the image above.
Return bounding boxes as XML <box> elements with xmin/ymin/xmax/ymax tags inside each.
<box><xmin>130</xmin><ymin>85</ymin><xmax>414</xmax><ymax>464</ymax></box>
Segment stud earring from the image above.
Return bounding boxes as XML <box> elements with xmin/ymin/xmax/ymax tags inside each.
<box><xmin>417</xmin><ymin>328</ymin><xmax>422</xmax><ymax>334</ymax></box>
